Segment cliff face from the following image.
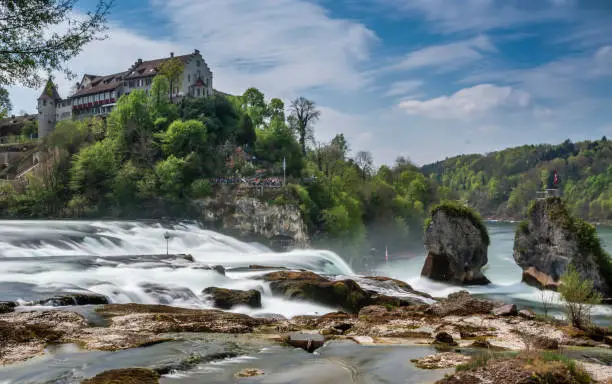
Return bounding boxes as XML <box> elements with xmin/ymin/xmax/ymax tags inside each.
<box><xmin>194</xmin><ymin>190</ymin><xmax>308</xmax><ymax>249</ymax></box>
<box><xmin>421</xmin><ymin>205</ymin><xmax>491</xmax><ymax>285</ymax></box>
<box><xmin>514</xmin><ymin>197</ymin><xmax>612</xmax><ymax>296</ymax></box>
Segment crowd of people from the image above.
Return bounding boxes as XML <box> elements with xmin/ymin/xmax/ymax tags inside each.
<box><xmin>210</xmin><ymin>177</ymin><xmax>282</xmax><ymax>187</ymax></box>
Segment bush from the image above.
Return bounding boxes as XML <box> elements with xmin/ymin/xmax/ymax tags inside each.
<box><xmin>189</xmin><ymin>179</ymin><xmax>211</xmax><ymax>198</ymax></box>
<box><xmin>558</xmin><ymin>264</ymin><xmax>602</xmax><ymax>329</ymax></box>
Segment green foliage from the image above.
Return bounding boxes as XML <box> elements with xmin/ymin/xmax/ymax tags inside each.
<box><xmin>161</xmin><ymin>120</ymin><xmax>207</xmax><ymax>158</ymax></box>
<box><xmin>0</xmin><ymin>87</ymin><xmax>11</xmax><ymax>118</ymax></box>
<box><xmin>155</xmin><ymin>155</ymin><xmax>186</xmax><ymax>201</ymax></box>
<box><xmin>427</xmin><ymin>201</ymin><xmax>490</xmax><ymax>246</ymax></box>
<box><xmin>517</xmin><ymin>220</ymin><xmax>529</xmax><ymax>235</ymax></box>
<box><xmin>0</xmin><ymin>1</ymin><xmax>112</xmax><ymax>88</ymax></box>
<box><xmin>189</xmin><ymin>179</ymin><xmax>211</xmax><ymax>198</ymax></box>
<box><xmin>69</xmin><ymin>139</ymin><xmax>119</xmax><ymax>203</ymax></box>
<box><xmin>559</xmin><ymin>264</ymin><xmax>602</xmax><ymax>329</ymax></box>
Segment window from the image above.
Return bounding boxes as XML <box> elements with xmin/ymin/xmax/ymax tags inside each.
<box><xmin>188</xmin><ymin>74</ymin><xmax>191</xmax><ymax>82</ymax></box>
<box><xmin>146</xmin><ymin>78</ymin><xmax>151</xmax><ymax>86</ymax></box>
<box><xmin>196</xmin><ymin>88</ymin><xmax>200</xmax><ymax>97</ymax></box>
<box><xmin>43</xmin><ymin>100</ymin><xmax>47</xmax><ymax>106</ymax></box>
<box><xmin>124</xmin><ymin>81</ymin><xmax>128</xmax><ymax>86</ymax></box>
<box><xmin>129</xmin><ymin>80</ymin><xmax>134</xmax><ymax>88</ymax></box>
<box><xmin>111</xmin><ymin>91</ymin><xmax>116</xmax><ymax>99</ymax></box>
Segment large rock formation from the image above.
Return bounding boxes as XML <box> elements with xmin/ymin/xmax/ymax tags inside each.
<box><xmin>513</xmin><ymin>197</ymin><xmax>612</xmax><ymax>296</ymax></box>
<box><xmin>194</xmin><ymin>186</ymin><xmax>308</xmax><ymax>249</ymax></box>
<box><xmin>421</xmin><ymin>203</ymin><xmax>491</xmax><ymax>285</ymax></box>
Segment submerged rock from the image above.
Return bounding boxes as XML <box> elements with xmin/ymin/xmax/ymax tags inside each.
<box><xmin>81</xmin><ymin>368</ymin><xmax>160</xmax><ymax>384</ymax></box>
<box><xmin>513</xmin><ymin>197</ymin><xmax>612</xmax><ymax>296</ymax></box>
<box><xmin>139</xmin><ymin>283</ymin><xmax>199</xmax><ymax>305</ymax></box>
<box><xmin>202</xmin><ymin>287</ymin><xmax>261</xmax><ymax>309</ymax></box>
<box><xmin>434</xmin><ymin>331</ymin><xmax>457</xmax><ymax>346</ymax></box>
<box><xmin>286</xmin><ymin>332</ymin><xmax>325</xmax><ymax>353</ymax></box>
<box><xmin>212</xmin><ymin>265</ymin><xmax>226</xmax><ymax>276</ymax></box>
<box><xmin>235</xmin><ymin>368</ymin><xmax>265</xmax><ymax>378</ymax></box>
<box><xmin>421</xmin><ymin>203</ymin><xmax>491</xmax><ymax>285</ymax></box>
<box><xmin>33</xmin><ymin>293</ymin><xmax>109</xmax><ymax>307</ymax></box>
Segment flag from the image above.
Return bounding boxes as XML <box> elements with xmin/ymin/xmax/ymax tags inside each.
<box><xmin>385</xmin><ymin>246</ymin><xmax>388</xmax><ymax>264</ymax></box>
<box><xmin>553</xmin><ymin>170</ymin><xmax>559</xmax><ymax>185</ymax></box>
<box><xmin>282</xmin><ymin>157</ymin><xmax>286</xmax><ymax>172</ymax></box>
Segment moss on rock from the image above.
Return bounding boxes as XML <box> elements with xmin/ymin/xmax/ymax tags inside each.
<box><xmin>427</xmin><ymin>201</ymin><xmax>490</xmax><ymax>246</ymax></box>
<box><xmin>81</xmin><ymin>368</ymin><xmax>160</xmax><ymax>384</ymax></box>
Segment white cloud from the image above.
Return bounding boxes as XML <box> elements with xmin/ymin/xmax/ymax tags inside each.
<box><xmin>8</xmin><ymin>0</ymin><xmax>377</xmax><ymax>113</ymax></box>
<box><xmin>385</xmin><ymin>80</ymin><xmax>423</xmax><ymax>97</ymax></box>
<box><xmin>391</xmin><ymin>35</ymin><xmax>495</xmax><ymax>72</ymax></box>
<box><xmin>398</xmin><ymin>84</ymin><xmax>531</xmax><ymax>119</ymax></box>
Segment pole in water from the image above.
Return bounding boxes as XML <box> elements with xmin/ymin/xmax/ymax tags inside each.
<box><xmin>164</xmin><ymin>231</ymin><xmax>170</xmax><ymax>255</ymax></box>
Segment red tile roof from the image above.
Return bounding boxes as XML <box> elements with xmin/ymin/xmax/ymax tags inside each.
<box><xmin>123</xmin><ymin>54</ymin><xmax>194</xmax><ymax>80</ymax></box>
<box><xmin>71</xmin><ymin>72</ymin><xmax>127</xmax><ymax>98</ymax></box>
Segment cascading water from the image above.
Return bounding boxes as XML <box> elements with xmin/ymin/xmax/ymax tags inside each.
<box><xmin>0</xmin><ymin>220</ymin><xmax>353</xmax><ymax>318</ymax></box>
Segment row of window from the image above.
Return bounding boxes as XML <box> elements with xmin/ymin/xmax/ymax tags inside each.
<box><xmin>73</xmin><ymin>91</ymin><xmax>117</xmax><ymax>106</ymax></box>
<box><xmin>124</xmin><ymin>78</ymin><xmax>152</xmax><ymax>88</ymax></box>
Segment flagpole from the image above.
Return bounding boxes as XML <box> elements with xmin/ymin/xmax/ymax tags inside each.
<box><xmin>283</xmin><ymin>156</ymin><xmax>286</xmax><ymax>187</ymax></box>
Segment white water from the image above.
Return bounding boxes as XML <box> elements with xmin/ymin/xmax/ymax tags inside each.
<box><xmin>0</xmin><ymin>220</ymin><xmax>352</xmax><ymax>318</ymax></box>
<box><xmin>0</xmin><ymin>220</ymin><xmax>610</xmax><ymax>322</ymax></box>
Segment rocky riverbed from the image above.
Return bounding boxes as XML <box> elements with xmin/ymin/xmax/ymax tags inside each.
<box><xmin>0</xmin><ymin>270</ymin><xmax>610</xmax><ymax>383</ymax></box>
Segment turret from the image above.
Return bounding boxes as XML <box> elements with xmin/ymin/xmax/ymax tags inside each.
<box><xmin>37</xmin><ymin>79</ymin><xmax>62</xmax><ymax>138</ymax></box>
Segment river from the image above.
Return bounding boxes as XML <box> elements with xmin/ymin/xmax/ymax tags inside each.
<box><xmin>0</xmin><ymin>220</ymin><xmax>610</xmax><ymax>383</ymax></box>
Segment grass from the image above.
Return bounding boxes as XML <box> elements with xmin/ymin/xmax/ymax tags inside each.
<box><xmin>454</xmin><ymin>351</ymin><xmax>593</xmax><ymax>384</ymax></box>
<box><xmin>425</xmin><ymin>200</ymin><xmax>490</xmax><ymax>246</ymax></box>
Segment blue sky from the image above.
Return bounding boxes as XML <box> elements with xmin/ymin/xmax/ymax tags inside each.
<box><xmin>8</xmin><ymin>0</ymin><xmax>612</xmax><ymax>165</ymax></box>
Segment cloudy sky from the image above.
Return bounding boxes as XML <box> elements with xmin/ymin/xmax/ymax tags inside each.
<box><xmin>8</xmin><ymin>0</ymin><xmax>612</xmax><ymax>165</ymax></box>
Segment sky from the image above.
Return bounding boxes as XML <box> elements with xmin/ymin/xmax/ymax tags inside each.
<box><xmin>7</xmin><ymin>0</ymin><xmax>612</xmax><ymax>165</ymax></box>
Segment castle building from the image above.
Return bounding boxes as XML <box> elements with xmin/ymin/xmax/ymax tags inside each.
<box><xmin>37</xmin><ymin>49</ymin><xmax>213</xmax><ymax>138</ymax></box>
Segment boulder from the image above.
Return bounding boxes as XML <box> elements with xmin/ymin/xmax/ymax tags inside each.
<box><xmin>258</xmin><ymin>271</ymin><xmax>414</xmax><ymax>313</ymax></box>
<box><xmin>426</xmin><ymin>291</ymin><xmax>495</xmax><ymax>317</ymax></box>
<box><xmin>513</xmin><ymin>198</ymin><xmax>612</xmax><ymax>296</ymax></box>
<box><xmin>421</xmin><ymin>203</ymin><xmax>491</xmax><ymax>285</ymax></box>
<box><xmin>202</xmin><ymin>287</ymin><xmax>261</xmax><ymax>309</ymax></box>
<box><xmin>286</xmin><ymin>332</ymin><xmax>325</xmax><ymax>353</ymax></box>
<box><xmin>411</xmin><ymin>352</ymin><xmax>471</xmax><ymax>369</ymax></box>
<box><xmin>434</xmin><ymin>331</ymin><xmax>457</xmax><ymax>346</ymax></box>
<box><xmin>518</xmin><ymin>309</ymin><xmax>536</xmax><ymax>320</ymax></box>
<box><xmin>0</xmin><ymin>301</ymin><xmax>16</xmax><ymax>314</ymax></box>
<box><xmin>235</xmin><ymin>368</ymin><xmax>265</xmax><ymax>378</ymax></box>
<box><xmin>212</xmin><ymin>265</ymin><xmax>226</xmax><ymax>276</ymax></box>
<box><xmin>492</xmin><ymin>304</ymin><xmax>517</xmax><ymax>317</ymax></box>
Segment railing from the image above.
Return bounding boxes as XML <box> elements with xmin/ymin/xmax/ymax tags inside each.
<box><xmin>536</xmin><ymin>189</ymin><xmax>561</xmax><ymax>200</ymax></box>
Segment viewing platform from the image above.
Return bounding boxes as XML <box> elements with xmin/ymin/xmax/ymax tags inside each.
<box><xmin>536</xmin><ymin>188</ymin><xmax>561</xmax><ymax>200</ymax></box>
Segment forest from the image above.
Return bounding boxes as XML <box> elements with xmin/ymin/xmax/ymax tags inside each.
<box><xmin>422</xmin><ymin>138</ymin><xmax>612</xmax><ymax>220</ymax></box>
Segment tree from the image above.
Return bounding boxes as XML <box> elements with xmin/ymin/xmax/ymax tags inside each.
<box><xmin>354</xmin><ymin>150</ymin><xmax>374</xmax><ymax>180</ymax></box>
<box><xmin>289</xmin><ymin>97</ymin><xmax>320</xmax><ymax>155</ymax></box>
<box><xmin>241</xmin><ymin>87</ymin><xmax>266</xmax><ymax>128</ymax></box>
<box><xmin>0</xmin><ymin>87</ymin><xmax>11</xmax><ymax>117</ymax></box>
<box><xmin>0</xmin><ymin>0</ymin><xmax>113</xmax><ymax>87</ymax></box>
<box><xmin>158</xmin><ymin>57</ymin><xmax>184</xmax><ymax>103</ymax></box>
<box><xmin>161</xmin><ymin>119</ymin><xmax>207</xmax><ymax>158</ymax></box>
<box><xmin>558</xmin><ymin>264</ymin><xmax>602</xmax><ymax>329</ymax></box>
<box><xmin>267</xmin><ymin>98</ymin><xmax>285</xmax><ymax>122</ymax></box>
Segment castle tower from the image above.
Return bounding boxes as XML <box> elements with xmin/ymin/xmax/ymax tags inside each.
<box><xmin>37</xmin><ymin>79</ymin><xmax>62</xmax><ymax>138</ymax></box>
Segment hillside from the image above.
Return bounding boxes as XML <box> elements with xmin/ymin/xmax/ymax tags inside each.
<box><xmin>421</xmin><ymin>137</ymin><xmax>612</xmax><ymax>220</ymax></box>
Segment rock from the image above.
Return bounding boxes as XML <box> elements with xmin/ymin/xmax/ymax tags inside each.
<box><xmin>360</xmin><ymin>276</ymin><xmax>435</xmax><ymax>300</ymax></box>
<box><xmin>96</xmin><ymin>304</ymin><xmax>269</xmax><ymax>334</ymax></box>
<box><xmin>81</xmin><ymin>368</ymin><xmax>160</xmax><ymax>384</ymax></box>
<box><xmin>202</xmin><ymin>287</ymin><xmax>261</xmax><ymax>309</ymax></box>
<box><xmin>434</xmin><ymin>331</ymin><xmax>457</xmax><ymax>346</ymax></box>
<box><xmin>259</xmin><ymin>271</ymin><xmax>406</xmax><ymax>313</ymax></box>
<box><xmin>34</xmin><ymin>293</ymin><xmax>109</xmax><ymax>306</ymax></box>
<box><xmin>350</xmin><ymin>336</ymin><xmax>374</xmax><ymax>344</ymax></box>
<box><xmin>426</xmin><ymin>291</ymin><xmax>496</xmax><ymax>317</ymax></box>
<box><xmin>212</xmin><ymin>265</ymin><xmax>225</xmax><ymax>276</ymax></box>
<box><xmin>195</xmin><ymin>194</ymin><xmax>309</xmax><ymax>248</ymax></box>
<box><xmin>492</xmin><ymin>304</ymin><xmax>517</xmax><ymax>317</ymax></box>
<box><xmin>286</xmin><ymin>332</ymin><xmax>325</xmax><ymax>353</ymax></box>
<box><xmin>421</xmin><ymin>203</ymin><xmax>491</xmax><ymax>285</ymax></box>
<box><xmin>518</xmin><ymin>309</ymin><xmax>536</xmax><ymax>320</ymax></box>
<box><xmin>513</xmin><ymin>198</ymin><xmax>612</xmax><ymax>296</ymax></box>
<box><xmin>0</xmin><ymin>301</ymin><xmax>16</xmax><ymax>314</ymax></box>
<box><xmin>532</xmin><ymin>335</ymin><xmax>559</xmax><ymax>350</ymax></box>
<box><xmin>411</xmin><ymin>352</ymin><xmax>471</xmax><ymax>369</ymax></box>
<box><xmin>140</xmin><ymin>283</ymin><xmax>199</xmax><ymax>305</ymax></box>
<box><xmin>181</xmin><ymin>254</ymin><xmax>195</xmax><ymax>262</ymax></box>
<box><xmin>251</xmin><ymin>313</ymin><xmax>287</xmax><ymax>321</ymax></box>
<box><xmin>235</xmin><ymin>368</ymin><xmax>265</xmax><ymax>378</ymax></box>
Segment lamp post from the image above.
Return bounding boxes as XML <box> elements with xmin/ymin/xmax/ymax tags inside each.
<box><xmin>164</xmin><ymin>231</ymin><xmax>170</xmax><ymax>255</ymax></box>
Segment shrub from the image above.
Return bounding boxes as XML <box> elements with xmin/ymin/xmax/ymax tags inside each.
<box><xmin>189</xmin><ymin>179</ymin><xmax>211</xmax><ymax>198</ymax></box>
<box><xmin>558</xmin><ymin>264</ymin><xmax>602</xmax><ymax>329</ymax></box>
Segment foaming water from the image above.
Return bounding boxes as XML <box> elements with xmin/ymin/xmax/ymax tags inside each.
<box><xmin>0</xmin><ymin>220</ymin><xmax>351</xmax><ymax>317</ymax></box>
